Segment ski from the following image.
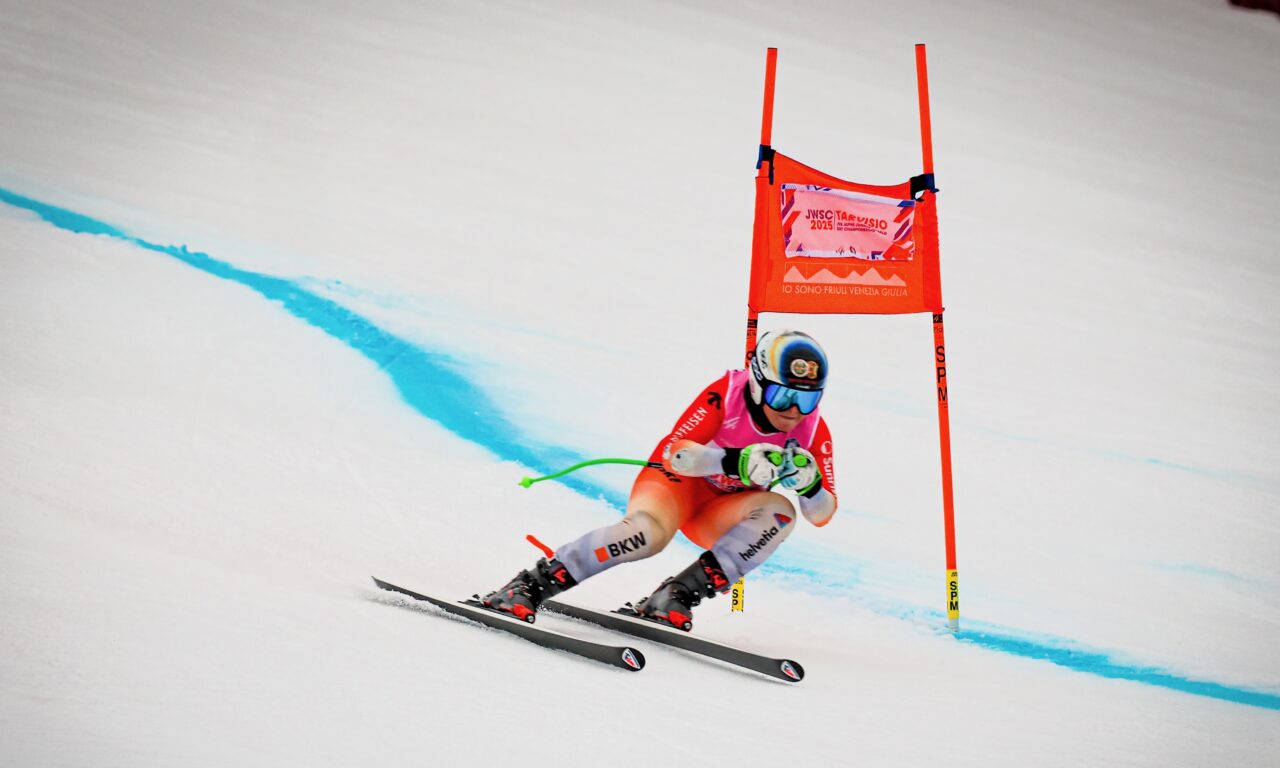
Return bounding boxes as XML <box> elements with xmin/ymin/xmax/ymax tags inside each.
<box><xmin>542</xmin><ymin>599</ymin><xmax>804</xmax><ymax>683</ymax></box>
<box><xmin>371</xmin><ymin>577</ymin><xmax>645</xmax><ymax>672</ymax></box>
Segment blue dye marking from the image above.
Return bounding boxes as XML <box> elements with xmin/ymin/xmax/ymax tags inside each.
<box><xmin>963</xmin><ymin>424</ymin><xmax>1272</xmax><ymax>487</ymax></box>
<box><xmin>4</xmin><ymin>185</ymin><xmax>1278</xmax><ymax>712</ymax></box>
<box><xmin>1146</xmin><ymin>561</ymin><xmax>1264</xmax><ymax>589</ymax></box>
<box><xmin>953</xmin><ymin>625</ymin><xmax>1280</xmax><ymax>711</ymax></box>
<box><xmin>0</xmin><ymin>187</ymin><xmax>591</xmax><ymax>495</ymax></box>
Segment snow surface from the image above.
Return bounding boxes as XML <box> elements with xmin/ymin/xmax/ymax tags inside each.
<box><xmin>2</xmin><ymin>0</ymin><xmax>1279</xmax><ymax>765</ymax></box>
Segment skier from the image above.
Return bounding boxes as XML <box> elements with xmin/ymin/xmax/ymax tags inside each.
<box><xmin>481</xmin><ymin>329</ymin><xmax>838</xmax><ymax>631</ymax></box>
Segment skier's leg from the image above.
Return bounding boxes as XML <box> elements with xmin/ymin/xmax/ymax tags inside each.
<box><xmin>554</xmin><ymin>467</ymin><xmax>707</xmax><ymax>581</ymax></box>
<box><xmin>688</xmin><ymin>490</ymin><xmax>797</xmax><ymax>584</ymax></box>
<box><xmin>635</xmin><ymin>490</ymin><xmax>795</xmax><ymax>630</ymax></box>
<box><xmin>481</xmin><ymin>468</ymin><xmax>705</xmax><ymax>619</ymax></box>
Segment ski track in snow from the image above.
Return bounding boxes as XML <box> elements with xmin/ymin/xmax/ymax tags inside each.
<box><xmin>4</xmin><ymin>185</ymin><xmax>1277</xmax><ymax>713</ymax></box>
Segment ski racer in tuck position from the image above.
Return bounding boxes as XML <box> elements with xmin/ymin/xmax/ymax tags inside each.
<box><xmin>482</xmin><ymin>329</ymin><xmax>838</xmax><ymax>631</ymax></box>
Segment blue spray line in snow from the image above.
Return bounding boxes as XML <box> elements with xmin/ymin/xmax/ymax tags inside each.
<box><xmin>3</xmin><ymin>186</ymin><xmax>1278</xmax><ymax>713</ymax></box>
<box><xmin>953</xmin><ymin>626</ymin><xmax>1280</xmax><ymax>711</ymax></box>
<box><xmin>0</xmin><ymin>187</ymin><xmax>590</xmax><ymax>497</ymax></box>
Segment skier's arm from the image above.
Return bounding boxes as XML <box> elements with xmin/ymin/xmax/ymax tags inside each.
<box><xmin>797</xmin><ymin>418</ymin><xmax>837</xmax><ymax>527</ymax></box>
<box><xmin>666</xmin><ymin>439</ymin><xmax>786</xmax><ymax>490</ymax></box>
<box><xmin>649</xmin><ymin>373</ymin><xmax>729</xmax><ymax>470</ymax></box>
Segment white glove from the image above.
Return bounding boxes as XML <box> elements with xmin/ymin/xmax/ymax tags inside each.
<box><xmin>737</xmin><ymin>443</ymin><xmax>787</xmax><ymax>488</ymax></box>
<box><xmin>779</xmin><ymin>446</ymin><xmax>821</xmax><ymax>495</ymax></box>
<box><xmin>663</xmin><ymin>439</ymin><xmax>725</xmax><ymax>476</ymax></box>
<box><xmin>667</xmin><ymin>442</ymin><xmax>701</xmax><ymax>474</ymax></box>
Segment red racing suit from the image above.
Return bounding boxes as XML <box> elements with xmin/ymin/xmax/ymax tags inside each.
<box><xmin>642</xmin><ymin>369</ymin><xmax>838</xmax><ymax>530</ymax></box>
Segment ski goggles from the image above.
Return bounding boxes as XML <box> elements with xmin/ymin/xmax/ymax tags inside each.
<box><xmin>761</xmin><ymin>383</ymin><xmax>823</xmax><ymax>414</ymax></box>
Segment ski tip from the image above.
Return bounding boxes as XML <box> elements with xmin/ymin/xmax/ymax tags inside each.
<box><xmin>779</xmin><ymin>659</ymin><xmax>805</xmax><ymax>682</ymax></box>
<box><xmin>621</xmin><ymin>647</ymin><xmax>646</xmax><ymax>671</ymax></box>
<box><xmin>371</xmin><ymin>576</ymin><xmax>405</xmax><ymax>594</ymax></box>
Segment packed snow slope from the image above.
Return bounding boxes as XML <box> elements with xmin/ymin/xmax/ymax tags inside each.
<box><xmin>2</xmin><ymin>0</ymin><xmax>1279</xmax><ymax>765</ymax></box>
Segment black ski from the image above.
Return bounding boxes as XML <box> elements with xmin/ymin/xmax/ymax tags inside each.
<box><xmin>542</xmin><ymin>599</ymin><xmax>804</xmax><ymax>683</ymax></box>
<box><xmin>371</xmin><ymin>577</ymin><xmax>645</xmax><ymax>672</ymax></box>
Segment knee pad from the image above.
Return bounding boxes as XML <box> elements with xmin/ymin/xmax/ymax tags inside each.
<box><xmin>554</xmin><ymin>510</ymin><xmax>668</xmax><ymax>582</ymax></box>
<box><xmin>709</xmin><ymin>495</ymin><xmax>797</xmax><ymax>583</ymax></box>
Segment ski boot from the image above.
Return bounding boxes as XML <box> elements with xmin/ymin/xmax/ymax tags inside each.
<box><xmin>479</xmin><ymin>557</ymin><xmax>577</xmax><ymax>623</ymax></box>
<box><xmin>632</xmin><ymin>551</ymin><xmax>730</xmax><ymax>631</ymax></box>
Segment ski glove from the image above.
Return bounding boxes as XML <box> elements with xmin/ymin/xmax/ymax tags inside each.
<box><xmin>779</xmin><ymin>446</ymin><xmax>821</xmax><ymax>496</ymax></box>
<box><xmin>737</xmin><ymin>443</ymin><xmax>788</xmax><ymax>488</ymax></box>
<box><xmin>663</xmin><ymin>439</ymin><xmax>726</xmax><ymax>476</ymax></box>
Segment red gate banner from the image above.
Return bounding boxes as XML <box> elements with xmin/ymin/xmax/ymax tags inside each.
<box><xmin>748</xmin><ymin>152</ymin><xmax>942</xmax><ymax>316</ymax></box>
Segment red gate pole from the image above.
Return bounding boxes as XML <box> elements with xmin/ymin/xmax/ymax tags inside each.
<box><xmin>759</xmin><ymin>48</ymin><xmax>777</xmax><ymax>148</ymax></box>
<box><xmin>916</xmin><ymin>43</ymin><xmax>960</xmax><ymax>631</ymax></box>
<box><xmin>735</xmin><ymin>47</ymin><xmax>779</xmax><ymax>614</ymax></box>
<box><xmin>933</xmin><ymin>312</ymin><xmax>959</xmax><ymax>631</ymax></box>
<box><xmin>745</xmin><ymin>47</ymin><xmax>778</xmax><ymax>364</ymax></box>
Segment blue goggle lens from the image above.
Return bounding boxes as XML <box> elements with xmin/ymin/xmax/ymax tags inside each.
<box><xmin>762</xmin><ymin>384</ymin><xmax>823</xmax><ymax>415</ymax></box>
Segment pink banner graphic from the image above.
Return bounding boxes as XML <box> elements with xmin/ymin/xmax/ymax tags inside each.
<box><xmin>780</xmin><ymin>185</ymin><xmax>916</xmax><ymax>261</ymax></box>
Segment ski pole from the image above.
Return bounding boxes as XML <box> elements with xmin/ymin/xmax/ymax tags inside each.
<box><xmin>519</xmin><ymin>457</ymin><xmax>792</xmax><ymax>489</ymax></box>
<box><xmin>518</xmin><ymin>458</ymin><xmax>650</xmax><ymax>488</ymax></box>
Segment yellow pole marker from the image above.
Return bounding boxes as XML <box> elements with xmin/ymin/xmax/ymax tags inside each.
<box><xmin>946</xmin><ymin>569</ymin><xmax>960</xmax><ymax>631</ymax></box>
<box><xmin>731</xmin><ymin>577</ymin><xmax>745</xmax><ymax>612</ymax></box>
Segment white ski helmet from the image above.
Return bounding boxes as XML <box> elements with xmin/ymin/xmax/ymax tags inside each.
<box><xmin>748</xmin><ymin>329</ymin><xmax>828</xmax><ymax>414</ymax></box>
